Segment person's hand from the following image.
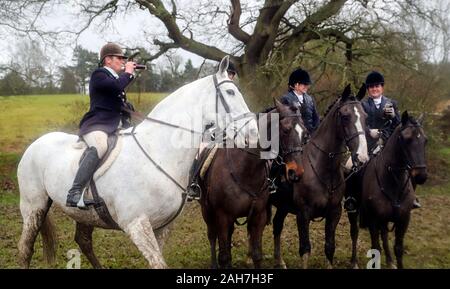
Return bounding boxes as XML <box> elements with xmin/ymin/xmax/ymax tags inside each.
<box><xmin>383</xmin><ymin>104</ymin><xmax>395</xmax><ymax>119</ymax></box>
<box><xmin>369</xmin><ymin>129</ymin><xmax>380</xmax><ymax>139</ymax></box>
<box><xmin>124</xmin><ymin>61</ymin><xmax>136</xmax><ymax>74</ymax></box>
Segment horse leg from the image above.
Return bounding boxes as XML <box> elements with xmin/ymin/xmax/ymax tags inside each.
<box><xmin>296</xmin><ymin>210</ymin><xmax>311</xmax><ymax>269</ymax></box>
<box><xmin>154</xmin><ymin>223</ymin><xmax>173</xmax><ymax>252</ymax></box>
<box><xmin>247</xmin><ymin>209</ymin><xmax>267</xmax><ymax>269</ymax></box>
<box><xmin>124</xmin><ymin>215</ymin><xmax>167</xmax><ymax>269</ymax></box>
<box><xmin>273</xmin><ymin>208</ymin><xmax>289</xmax><ymax>269</ymax></box>
<box><xmin>207</xmin><ymin>222</ymin><xmax>218</xmax><ymax>269</ymax></box>
<box><xmin>74</xmin><ymin>222</ymin><xmax>102</xmax><ymax>269</ymax></box>
<box><xmin>394</xmin><ymin>215</ymin><xmax>410</xmax><ymax>269</ymax></box>
<box><xmin>368</xmin><ymin>221</ymin><xmax>381</xmax><ymax>259</ymax></box>
<box><xmin>18</xmin><ymin>197</ymin><xmax>53</xmax><ymax>268</ymax></box>
<box><xmin>380</xmin><ymin>223</ymin><xmax>395</xmax><ymax>269</ymax></box>
<box><xmin>324</xmin><ymin>207</ymin><xmax>342</xmax><ymax>269</ymax></box>
<box><xmin>348</xmin><ymin>212</ymin><xmax>360</xmax><ymax>269</ymax></box>
<box><xmin>217</xmin><ymin>215</ymin><xmax>233</xmax><ymax>269</ymax></box>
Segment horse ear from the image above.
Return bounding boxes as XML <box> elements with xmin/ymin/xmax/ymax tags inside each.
<box><xmin>401</xmin><ymin>110</ymin><xmax>409</xmax><ymax>126</ymax></box>
<box><xmin>218</xmin><ymin>55</ymin><xmax>230</xmax><ymax>76</ymax></box>
<box><xmin>417</xmin><ymin>113</ymin><xmax>425</xmax><ymax>125</ymax></box>
<box><xmin>274</xmin><ymin>99</ymin><xmax>283</xmax><ymax>111</ymax></box>
<box><xmin>341</xmin><ymin>84</ymin><xmax>351</xmax><ymax>101</ymax></box>
<box><xmin>356</xmin><ymin>83</ymin><xmax>366</xmax><ymax>101</ymax></box>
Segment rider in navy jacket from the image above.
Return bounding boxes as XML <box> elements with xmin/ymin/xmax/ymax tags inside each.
<box><xmin>79</xmin><ymin>67</ymin><xmax>135</xmax><ymax>136</ymax></box>
<box><xmin>67</xmin><ymin>43</ymin><xmax>136</xmax><ymax>209</ymax></box>
<box><xmin>280</xmin><ymin>68</ymin><xmax>320</xmax><ymax>134</ymax></box>
<box><xmin>362</xmin><ymin>71</ymin><xmax>400</xmax><ymax>153</ymax></box>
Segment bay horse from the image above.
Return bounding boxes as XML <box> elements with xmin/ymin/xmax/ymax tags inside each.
<box><xmin>346</xmin><ymin>111</ymin><xmax>427</xmax><ymax>269</ymax></box>
<box><xmin>16</xmin><ymin>56</ymin><xmax>258</xmax><ymax>268</ymax></box>
<box><xmin>269</xmin><ymin>84</ymin><xmax>369</xmax><ymax>269</ymax></box>
<box><xmin>199</xmin><ymin>101</ymin><xmax>307</xmax><ymax>269</ymax></box>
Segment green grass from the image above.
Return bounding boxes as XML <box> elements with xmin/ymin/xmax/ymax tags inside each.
<box><xmin>0</xmin><ymin>93</ymin><xmax>449</xmax><ymax>268</ymax></box>
<box><xmin>0</xmin><ymin>93</ymin><xmax>166</xmax><ymax>152</ymax></box>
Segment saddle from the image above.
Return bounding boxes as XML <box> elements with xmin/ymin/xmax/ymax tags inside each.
<box><xmin>77</xmin><ymin>133</ymin><xmax>122</xmax><ymax>229</ymax></box>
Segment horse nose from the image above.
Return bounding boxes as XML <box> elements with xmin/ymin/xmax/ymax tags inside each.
<box><xmin>288</xmin><ymin>169</ymin><xmax>299</xmax><ymax>182</ymax></box>
<box><xmin>285</xmin><ymin>161</ymin><xmax>304</xmax><ymax>183</ymax></box>
<box><xmin>357</xmin><ymin>153</ymin><xmax>369</xmax><ymax>164</ymax></box>
<box><xmin>412</xmin><ymin>168</ymin><xmax>427</xmax><ymax>184</ymax></box>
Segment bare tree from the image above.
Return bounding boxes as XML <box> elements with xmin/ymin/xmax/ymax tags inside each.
<box><xmin>4</xmin><ymin>0</ymin><xmax>449</xmax><ymax>107</ymax></box>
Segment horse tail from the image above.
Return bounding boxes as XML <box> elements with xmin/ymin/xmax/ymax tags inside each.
<box><xmin>40</xmin><ymin>213</ymin><xmax>57</xmax><ymax>266</ymax></box>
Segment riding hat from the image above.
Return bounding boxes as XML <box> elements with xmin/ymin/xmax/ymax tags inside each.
<box><xmin>227</xmin><ymin>62</ymin><xmax>237</xmax><ymax>75</ymax></box>
<box><xmin>288</xmin><ymin>68</ymin><xmax>311</xmax><ymax>86</ymax></box>
<box><xmin>100</xmin><ymin>43</ymin><xmax>127</xmax><ymax>64</ymax></box>
<box><xmin>365</xmin><ymin>71</ymin><xmax>384</xmax><ymax>86</ymax></box>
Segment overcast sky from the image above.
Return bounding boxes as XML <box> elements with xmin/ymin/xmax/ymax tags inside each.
<box><xmin>0</xmin><ymin>2</ymin><xmax>205</xmax><ymax>69</ymax></box>
<box><xmin>0</xmin><ymin>0</ymin><xmax>448</xmax><ymax>70</ymax></box>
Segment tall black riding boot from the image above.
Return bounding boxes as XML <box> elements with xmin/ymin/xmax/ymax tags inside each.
<box><xmin>66</xmin><ymin>147</ymin><xmax>100</xmax><ymax>209</ymax></box>
<box><xmin>186</xmin><ymin>158</ymin><xmax>201</xmax><ymax>201</ymax></box>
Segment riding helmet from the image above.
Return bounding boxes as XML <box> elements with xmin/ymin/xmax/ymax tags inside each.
<box><xmin>288</xmin><ymin>68</ymin><xmax>311</xmax><ymax>86</ymax></box>
<box><xmin>100</xmin><ymin>43</ymin><xmax>127</xmax><ymax>64</ymax></box>
<box><xmin>365</xmin><ymin>71</ymin><xmax>385</xmax><ymax>86</ymax></box>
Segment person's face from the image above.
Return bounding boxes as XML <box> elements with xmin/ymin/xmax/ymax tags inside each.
<box><xmin>105</xmin><ymin>55</ymin><xmax>126</xmax><ymax>73</ymax></box>
<box><xmin>294</xmin><ymin>83</ymin><xmax>310</xmax><ymax>94</ymax></box>
<box><xmin>367</xmin><ymin>83</ymin><xmax>384</xmax><ymax>99</ymax></box>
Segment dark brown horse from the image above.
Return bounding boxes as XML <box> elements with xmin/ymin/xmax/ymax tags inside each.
<box><xmin>199</xmin><ymin>101</ymin><xmax>307</xmax><ymax>269</ymax></box>
<box><xmin>269</xmin><ymin>84</ymin><xmax>369</xmax><ymax>269</ymax></box>
<box><xmin>346</xmin><ymin>111</ymin><xmax>427</xmax><ymax>269</ymax></box>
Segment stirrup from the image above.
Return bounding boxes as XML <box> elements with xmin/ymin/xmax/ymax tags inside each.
<box><xmin>186</xmin><ymin>183</ymin><xmax>201</xmax><ymax>202</ymax></box>
<box><xmin>268</xmin><ymin>178</ymin><xmax>277</xmax><ymax>194</ymax></box>
<box><xmin>344</xmin><ymin>197</ymin><xmax>357</xmax><ymax>213</ymax></box>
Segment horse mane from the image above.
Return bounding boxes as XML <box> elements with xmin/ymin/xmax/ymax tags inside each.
<box><xmin>322</xmin><ymin>97</ymin><xmax>340</xmax><ymax>119</ymax></box>
<box><xmin>322</xmin><ymin>95</ymin><xmax>357</xmax><ymax>120</ymax></box>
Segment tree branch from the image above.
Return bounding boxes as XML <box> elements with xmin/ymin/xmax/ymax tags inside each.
<box><xmin>245</xmin><ymin>0</ymin><xmax>298</xmax><ymax>65</ymax></box>
<box><xmin>136</xmin><ymin>0</ymin><xmax>228</xmax><ymax>62</ymax></box>
<box><xmin>228</xmin><ymin>0</ymin><xmax>250</xmax><ymax>44</ymax></box>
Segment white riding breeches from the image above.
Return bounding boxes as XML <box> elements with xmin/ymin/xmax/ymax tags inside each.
<box><xmin>82</xmin><ymin>130</ymin><xmax>108</xmax><ymax>159</ymax></box>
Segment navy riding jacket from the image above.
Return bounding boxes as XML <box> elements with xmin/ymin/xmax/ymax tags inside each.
<box><xmin>79</xmin><ymin>68</ymin><xmax>134</xmax><ymax>136</ymax></box>
<box><xmin>361</xmin><ymin>95</ymin><xmax>400</xmax><ymax>150</ymax></box>
<box><xmin>280</xmin><ymin>90</ymin><xmax>320</xmax><ymax>133</ymax></box>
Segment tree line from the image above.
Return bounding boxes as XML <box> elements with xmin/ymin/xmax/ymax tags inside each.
<box><xmin>0</xmin><ymin>42</ymin><xmax>212</xmax><ymax>96</ymax></box>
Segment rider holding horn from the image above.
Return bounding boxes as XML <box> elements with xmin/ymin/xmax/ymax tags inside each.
<box><xmin>362</xmin><ymin>71</ymin><xmax>400</xmax><ymax>155</ymax></box>
<box><xmin>344</xmin><ymin>71</ymin><xmax>421</xmax><ymax>211</ymax></box>
<box><xmin>66</xmin><ymin>42</ymin><xmax>136</xmax><ymax>209</ymax></box>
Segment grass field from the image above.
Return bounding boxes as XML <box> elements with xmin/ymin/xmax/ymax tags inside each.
<box><xmin>0</xmin><ymin>93</ymin><xmax>449</xmax><ymax>269</ymax></box>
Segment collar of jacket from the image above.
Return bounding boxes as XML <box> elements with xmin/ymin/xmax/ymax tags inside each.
<box><xmin>102</xmin><ymin>66</ymin><xmax>119</xmax><ymax>79</ymax></box>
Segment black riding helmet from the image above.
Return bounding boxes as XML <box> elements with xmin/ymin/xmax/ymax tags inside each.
<box><xmin>227</xmin><ymin>61</ymin><xmax>237</xmax><ymax>76</ymax></box>
<box><xmin>288</xmin><ymin>68</ymin><xmax>311</xmax><ymax>86</ymax></box>
<box><xmin>365</xmin><ymin>71</ymin><xmax>384</xmax><ymax>86</ymax></box>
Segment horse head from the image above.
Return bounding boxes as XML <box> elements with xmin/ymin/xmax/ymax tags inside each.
<box><xmin>399</xmin><ymin>111</ymin><xmax>428</xmax><ymax>184</ymax></box>
<box><xmin>335</xmin><ymin>83</ymin><xmax>369</xmax><ymax>167</ymax></box>
<box><xmin>275</xmin><ymin>100</ymin><xmax>307</xmax><ymax>182</ymax></box>
<box><xmin>211</xmin><ymin>56</ymin><xmax>258</xmax><ymax>146</ymax></box>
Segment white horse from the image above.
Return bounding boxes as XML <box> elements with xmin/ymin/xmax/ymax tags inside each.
<box><xmin>17</xmin><ymin>56</ymin><xmax>257</xmax><ymax>268</ymax></box>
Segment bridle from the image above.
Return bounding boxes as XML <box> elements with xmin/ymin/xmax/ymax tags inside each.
<box><xmin>128</xmin><ymin>74</ymin><xmax>253</xmax><ymax>230</ymax></box>
<box><xmin>310</xmin><ymin>100</ymin><xmax>365</xmax><ymax>164</ymax></box>
<box><xmin>374</xmin><ymin>123</ymin><xmax>427</xmax><ymax>208</ymax></box>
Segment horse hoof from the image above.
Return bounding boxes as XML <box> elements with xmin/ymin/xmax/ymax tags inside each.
<box><xmin>302</xmin><ymin>253</ymin><xmax>310</xmax><ymax>269</ymax></box>
<box><xmin>352</xmin><ymin>263</ymin><xmax>359</xmax><ymax>269</ymax></box>
<box><xmin>389</xmin><ymin>263</ymin><xmax>397</xmax><ymax>269</ymax></box>
<box><xmin>245</xmin><ymin>257</ymin><xmax>253</xmax><ymax>266</ymax></box>
<box><xmin>274</xmin><ymin>261</ymin><xmax>287</xmax><ymax>269</ymax></box>
<box><xmin>327</xmin><ymin>262</ymin><xmax>333</xmax><ymax>269</ymax></box>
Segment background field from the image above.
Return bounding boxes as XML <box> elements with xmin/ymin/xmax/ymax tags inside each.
<box><xmin>0</xmin><ymin>93</ymin><xmax>449</xmax><ymax>269</ymax></box>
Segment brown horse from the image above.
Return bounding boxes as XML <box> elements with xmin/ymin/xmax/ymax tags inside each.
<box><xmin>269</xmin><ymin>84</ymin><xmax>369</xmax><ymax>269</ymax></box>
<box><xmin>346</xmin><ymin>111</ymin><xmax>427</xmax><ymax>269</ymax></box>
<box><xmin>199</xmin><ymin>101</ymin><xmax>307</xmax><ymax>269</ymax></box>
